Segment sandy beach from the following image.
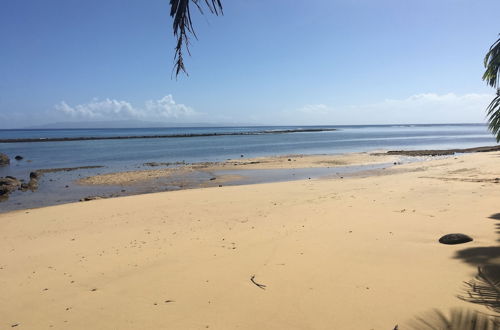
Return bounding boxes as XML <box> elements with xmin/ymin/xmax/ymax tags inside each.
<box><xmin>1</xmin><ymin>151</ymin><xmax>499</xmax><ymax>329</ymax></box>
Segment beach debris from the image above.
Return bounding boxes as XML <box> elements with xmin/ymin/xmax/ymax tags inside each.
<box><xmin>438</xmin><ymin>233</ymin><xmax>473</xmax><ymax>245</ymax></box>
<box><xmin>209</xmin><ymin>177</ymin><xmax>216</xmax><ymax>181</ymax></box>
<box><xmin>14</xmin><ymin>155</ymin><xmax>23</xmax><ymax>160</ymax></box>
<box><xmin>11</xmin><ymin>323</ymin><xmax>19</xmax><ymax>328</ymax></box>
<box><xmin>0</xmin><ymin>153</ymin><xmax>10</xmax><ymax>166</ymax></box>
<box><xmin>250</xmin><ymin>275</ymin><xmax>267</xmax><ymax>290</ymax></box>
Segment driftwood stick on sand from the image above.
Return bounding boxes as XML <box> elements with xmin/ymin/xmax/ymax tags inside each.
<box><xmin>250</xmin><ymin>275</ymin><xmax>267</xmax><ymax>290</ymax></box>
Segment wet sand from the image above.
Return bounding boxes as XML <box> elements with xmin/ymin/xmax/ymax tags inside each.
<box><xmin>76</xmin><ymin>152</ymin><xmax>401</xmax><ymax>186</ymax></box>
<box><xmin>0</xmin><ymin>151</ymin><xmax>499</xmax><ymax>329</ymax></box>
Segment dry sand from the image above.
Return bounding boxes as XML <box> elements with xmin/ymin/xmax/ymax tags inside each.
<box><xmin>1</xmin><ymin>151</ymin><xmax>499</xmax><ymax>329</ymax></box>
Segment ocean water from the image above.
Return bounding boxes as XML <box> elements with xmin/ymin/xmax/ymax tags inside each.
<box><xmin>0</xmin><ymin>124</ymin><xmax>497</xmax><ymax>176</ymax></box>
<box><xmin>0</xmin><ymin>124</ymin><xmax>498</xmax><ymax>211</ymax></box>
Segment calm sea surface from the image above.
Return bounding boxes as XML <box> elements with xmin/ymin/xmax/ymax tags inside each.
<box><xmin>0</xmin><ymin>124</ymin><xmax>498</xmax><ymax>212</ymax></box>
<box><xmin>0</xmin><ymin>124</ymin><xmax>497</xmax><ymax>178</ymax></box>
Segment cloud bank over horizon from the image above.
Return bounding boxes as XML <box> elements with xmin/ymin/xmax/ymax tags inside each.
<box><xmin>54</xmin><ymin>95</ymin><xmax>198</xmax><ymax>122</ymax></box>
<box><xmin>279</xmin><ymin>92</ymin><xmax>493</xmax><ymax>125</ymax></box>
<box><xmin>0</xmin><ymin>92</ymin><xmax>494</xmax><ymax>128</ymax></box>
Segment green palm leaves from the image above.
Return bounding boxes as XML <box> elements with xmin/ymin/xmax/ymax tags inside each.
<box><xmin>484</xmin><ymin>35</ymin><xmax>500</xmax><ymax>142</ymax></box>
<box><xmin>169</xmin><ymin>0</ymin><xmax>223</xmax><ymax>77</ymax></box>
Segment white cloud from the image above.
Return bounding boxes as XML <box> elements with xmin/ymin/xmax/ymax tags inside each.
<box><xmin>144</xmin><ymin>95</ymin><xmax>196</xmax><ymax>119</ymax></box>
<box><xmin>54</xmin><ymin>95</ymin><xmax>199</xmax><ymax>121</ymax></box>
<box><xmin>297</xmin><ymin>104</ymin><xmax>331</xmax><ymax>115</ymax></box>
<box><xmin>278</xmin><ymin>92</ymin><xmax>494</xmax><ymax>125</ymax></box>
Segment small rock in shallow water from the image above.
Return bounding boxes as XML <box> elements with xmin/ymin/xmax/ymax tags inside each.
<box><xmin>14</xmin><ymin>155</ymin><xmax>23</xmax><ymax>161</ymax></box>
<box><xmin>0</xmin><ymin>177</ymin><xmax>21</xmax><ymax>195</ymax></box>
<box><xmin>80</xmin><ymin>196</ymin><xmax>103</xmax><ymax>202</ymax></box>
<box><xmin>0</xmin><ymin>153</ymin><xmax>9</xmax><ymax>166</ymax></box>
<box><xmin>438</xmin><ymin>233</ymin><xmax>473</xmax><ymax>245</ymax></box>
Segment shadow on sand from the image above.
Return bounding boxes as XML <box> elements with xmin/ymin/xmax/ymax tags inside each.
<box><xmin>454</xmin><ymin>213</ymin><xmax>500</xmax><ymax>315</ymax></box>
<box><xmin>453</xmin><ymin>213</ymin><xmax>500</xmax><ymax>267</ymax></box>
<box><xmin>404</xmin><ymin>213</ymin><xmax>500</xmax><ymax>329</ymax></box>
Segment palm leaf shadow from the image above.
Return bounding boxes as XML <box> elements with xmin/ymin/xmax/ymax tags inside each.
<box><xmin>407</xmin><ymin>308</ymin><xmax>500</xmax><ymax>329</ymax></box>
<box><xmin>459</xmin><ymin>266</ymin><xmax>500</xmax><ymax>314</ymax></box>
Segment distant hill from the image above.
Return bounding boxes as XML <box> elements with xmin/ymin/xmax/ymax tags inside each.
<box><xmin>24</xmin><ymin>120</ymin><xmax>259</xmax><ymax>129</ymax></box>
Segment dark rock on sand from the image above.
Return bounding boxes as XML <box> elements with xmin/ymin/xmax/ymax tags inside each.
<box><xmin>438</xmin><ymin>233</ymin><xmax>473</xmax><ymax>245</ymax></box>
<box><xmin>14</xmin><ymin>155</ymin><xmax>23</xmax><ymax>161</ymax></box>
<box><xmin>0</xmin><ymin>153</ymin><xmax>10</xmax><ymax>166</ymax></box>
<box><xmin>29</xmin><ymin>171</ymin><xmax>40</xmax><ymax>179</ymax></box>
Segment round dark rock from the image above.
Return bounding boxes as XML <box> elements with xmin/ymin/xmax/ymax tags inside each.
<box><xmin>14</xmin><ymin>155</ymin><xmax>23</xmax><ymax>161</ymax></box>
<box><xmin>438</xmin><ymin>233</ymin><xmax>473</xmax><ymax>245</ymax></box>
<box><xmin>0</xmin><ymin>153</ymin><xmax>9</xmax><ymax>166</ymax></box>
<box><xmin>30</xmin><ymin>171</ymin><xmax>39</xmax><ymax>179</ymax></box>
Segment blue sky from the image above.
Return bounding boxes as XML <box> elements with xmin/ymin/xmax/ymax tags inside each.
<box><xmin>0</xmin><ymin>0</ymin><xmax>499</xmax><ymax>128</ymax></box>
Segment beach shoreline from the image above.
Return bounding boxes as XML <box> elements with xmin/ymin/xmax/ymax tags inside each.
<box><xmin>0</xmin><ymin>150</ymin><xmax>499</xmax><ymax>329</ymax></box>
<box><xmin>1</xmin><ymin>145</ymin><xmax>499</xmax><ymax>212</ymax></box>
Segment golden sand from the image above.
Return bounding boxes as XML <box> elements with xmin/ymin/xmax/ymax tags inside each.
<box><xmin>1</xmin><ymin>151</ymin><xmax>499</xmax><ymax>329</ymax></box>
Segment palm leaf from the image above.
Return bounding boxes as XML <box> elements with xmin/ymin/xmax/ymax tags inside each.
<box><xmin>408</xmin><ymin>308</ymin><xmax>500</xmax><ymax>330</ymax></box>
<box><xmin>485</xmin><ymin>93</ymin><xmax>500</xmax><ymax>142</ymax></box>
<box><xmin>483</xmin><ymin>36</ymin><xmax>500</xmax><ymax>88</ymax></box>
<box><xmin>169</xmin><ymin>0</ymin><xmax>223</xmax><ymax>77</ymax></box>
<box><xmin>483</xmin><ymin>34</ymin><xmax>500</xmax><ymax>141</ymax></box>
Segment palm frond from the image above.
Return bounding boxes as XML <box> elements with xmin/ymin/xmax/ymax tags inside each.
<box><xmin>486</xmin><ymin>93</ymin><xmax>500</xmax><ymax>142</ymax></box>
<box><xmin>459</xmin><ymin>266</ymin><xmax>500</xmax><ymax>313</ymax></box>
<box><xmin>483</xmin><ymin>35</ymin><xmax>500</xmax><ymax>88</ymax></box>
<box><xmin>408</xmin><ymin>308</ymin><xmax>500</xmax><ymax>330</ymax></box>
<box><xmin>169</xmin><ymin>0</ymin><xmax>223</xmax><ymax>78</ymax></box>
<box><xmin>483</xmin><ymin>34</ymin><xmax>500</xmax><ymax>142</ymax></box>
